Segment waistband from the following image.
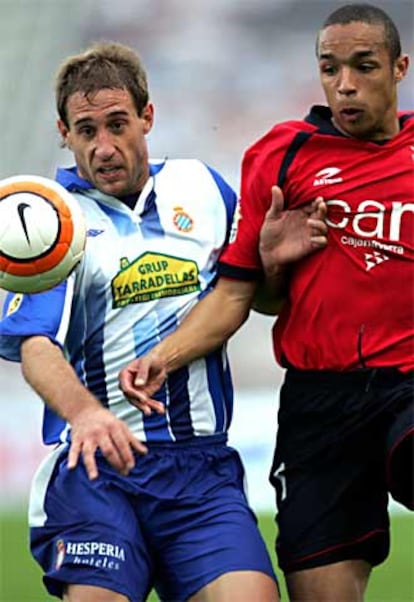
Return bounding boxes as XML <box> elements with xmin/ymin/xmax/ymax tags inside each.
<box><xmin>285</xmin><ymin>367</ymin><xmax>413</xmax><ymax>387</ymax></box>
<box><xmin>144</xmin><ymin>433</ymin><xmax>228</xmax><ymax>451</ymax></box>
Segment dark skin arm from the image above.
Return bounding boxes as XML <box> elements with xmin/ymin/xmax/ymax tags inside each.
<box><xmin>253</xmin><ymin>186</ymin><xmax>328</xmax><ymax>315</ymax></box>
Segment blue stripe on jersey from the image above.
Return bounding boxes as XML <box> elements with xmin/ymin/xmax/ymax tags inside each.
<box><xmin>0</xmin><ymin>282</ymin><xmax>68</xmax><ymax>360</ymax></box>
<box><xmin>164</xmin><ymin>366</ymin><xmax>193</xmax><ymax>441</ymax></box>
<box><xmin>205</xmin><ymin>349</ymin><xmax>233</xmax><ymax>431</ymax></box>
<box><xmin>140</xmin><ymin>191</ymin><xmax>165</xmax><ymax>239</ymax></box>
<box><xmin>149</xmin><ymin>161</ymin><xmax>166</xmax><ymax>177</ymax></box>
<box><xmin>68</xmin><ymin>290</ymin><xmax>109</xmax><ymax>405</ymax></box>
<box><xmin>84</xmin><ymin>290</ymin><xmax>107</xmax><ymax>403</ymax></box>
<box><xmin>205</xmin><ymin>164</ymin><xmax>237</xmax><ymax>240</ymax></box>
<box><xmin>144</xmin><ymin>379</ymin><xmax>172</xmax><ymax>442</ymax></box>
<box><xmin>42</xmin><ymin>406</ymin><xmax>68</xmax><ymax>445</ymax></box>
<box><xmin>197</xmin><ymin>284</ymin><xmax>215</xmax><ymax>302</ymax></box>
<box><xmin>95</xmin><ymin>202</ymin><xmax>138</xmax><ymax>236</ymax></box>
<box><xmin>140</xmin><ymin>162</ymin><xmax>166</xmax><ymax>239</ymax></box>
<box><xmin>132</xmin><ymin>310</ymin><xmax>173</xmax><ymax>442</ymax></box>
<box><xmin>132</xmin><ymin>304</ymin><xmax>197</xmax><ymax>442</ymax></box>
<box><xmin>56</xmin><ymin>166</ymin><xmax>93</xmax><ymax>191</ymax></box>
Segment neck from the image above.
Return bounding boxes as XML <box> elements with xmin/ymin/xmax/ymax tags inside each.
<box><xmin>331</xmin><ymin>116</ymin><xmax>400</xmax><ymax>142</ymax></box>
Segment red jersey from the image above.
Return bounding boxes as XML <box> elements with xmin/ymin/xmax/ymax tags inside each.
<box><xmin>219</xmin><ymin>106</ymin><xmax>414</xmax><ymax>372</ymax></box>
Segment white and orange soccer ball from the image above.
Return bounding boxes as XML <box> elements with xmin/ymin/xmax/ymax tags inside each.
<box><xmin>0</xmin><ymin>175</ymin><xmax>86</xmax><ymax>293</ymax></box>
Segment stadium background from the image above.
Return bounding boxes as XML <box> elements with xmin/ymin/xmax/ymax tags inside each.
<box><xmin>0</xmin><ymin>0</ymin><xmax>413</xmax><ymax>600</ymax></box>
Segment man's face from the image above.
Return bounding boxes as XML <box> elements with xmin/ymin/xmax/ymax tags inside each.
<box><xmin>318</xmin><ymin>21</ymin><xmax>408</xmax><ymax>140</ymax></box>
<box><xmin>58</xmin><ymin>88</ymin><xmax>154</xmax><ymax>197</ymax></box>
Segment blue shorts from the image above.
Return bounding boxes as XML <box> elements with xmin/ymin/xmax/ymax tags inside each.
<box><xmin>29</xmin><ymin>437</ymin><xmax>276</xmax><ymax>601</ymax></box>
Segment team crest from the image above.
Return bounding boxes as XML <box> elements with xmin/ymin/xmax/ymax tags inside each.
<box><xmin>173</xmin><ymin>206</ymin><xmax>194</xmax><ymax>233</ymax></box>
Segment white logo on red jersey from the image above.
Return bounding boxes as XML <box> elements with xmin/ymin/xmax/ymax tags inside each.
<box><xmin>313</xmin><ymin>167</ymin><xmax>343</xmax><ymax>186</ymax></box>
<box><xmin>229</xmin><ymin>200</ymin><xmax>242</xmax><ymax>244</ymax></box>
<box><xmin>364</xmin><ymin>251</ymin><xmax>390</xmax><ymax>271</ymax></box>
<box><xmin>326</xmin><ymin>199</ymin><xmax>413</xmax><ymax>242</ymax></box>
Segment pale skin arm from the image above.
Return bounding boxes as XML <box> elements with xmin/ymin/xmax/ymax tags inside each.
<box><xmin>119</xmin><ymin>278</ymin><xmax>256</xmax><ymax>410</ymax></box>
<box><xmin>253</xmin><ymin>186</ymin><xmax>328</xmax><ymax>315</ymax></box>
<box><xmin>21</xmin><ymin>335</ymin><xmax>149</xmax><ymax>480</ymax></box>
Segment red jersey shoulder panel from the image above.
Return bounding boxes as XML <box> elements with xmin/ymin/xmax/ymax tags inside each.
<box><xmin>219</xmin><ymin>117</ymin><xmax>316</xmax><ymax>277</ymax></box>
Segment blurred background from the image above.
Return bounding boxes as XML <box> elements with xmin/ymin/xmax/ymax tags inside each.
<box><xmin>0</xmin><ymin>0</ymin><xmax>413</xmax><ymax>599</ymax></box>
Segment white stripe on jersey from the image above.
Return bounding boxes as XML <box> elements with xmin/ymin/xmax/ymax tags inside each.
<box><xmin>187</xmin><ymin>358</ymin><xmax>217</xmax><ymax>434</ymax></box>
<box><xmin>55</xmin><ymin>274</ymin><xmax>74</xmax><ymax>346</ymax></box>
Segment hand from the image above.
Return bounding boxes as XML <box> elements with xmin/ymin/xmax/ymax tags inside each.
<box><xmin>259</xmin><ymin>186</ymin><xmax>328</xmax><ymax>272</ymax></box>
<box><xmin>119</xmin><ymin>354</ymin><xmax>167</xmax><ymax>414</ymax></box>
<box><xmin>68</xmin><ymin>405</ymin><xmax>148</xmax><ymax>480</ymax></box>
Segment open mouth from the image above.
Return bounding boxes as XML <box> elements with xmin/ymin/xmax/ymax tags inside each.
<box><xmin>97</xmin><ymin>166</ymin><xmax>123</xmax><ymax>180</ymax></box>
<box><xmin>340</xmin><ymin>108</ymin><xmax>363</xmax><ymax>121</ymax></box>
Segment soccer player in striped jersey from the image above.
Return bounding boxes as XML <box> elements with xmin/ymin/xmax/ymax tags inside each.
<box><xmin>120</xmin><ymin>4</ymin><xmax>413</xmax><ymax>602</ymax></box>
<box><xmin>0</xmin><ymin>42</ymin><xmax>280</xmax><ymax>602</ymax></box>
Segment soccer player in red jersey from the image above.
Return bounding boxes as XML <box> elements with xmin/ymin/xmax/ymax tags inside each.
<box><xmin>120</xmin><ymin>4</ymin><xmax>413</xmax><ymax>601</ymax></box>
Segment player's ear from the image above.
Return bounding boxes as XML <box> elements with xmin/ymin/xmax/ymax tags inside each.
<box><xmin>141</xmin><ymin>102</ymin><xmax>154</xmax><ymax>134</ymax></box>
<box><xmin>394</xmin><ymin>54</ymin><xmax>409</xmax><ymax>83</ymax></box>
<box><xmin>57</xmin><ymin>119</ymin><xmax>70</xmax><ymax>149</ymax></box>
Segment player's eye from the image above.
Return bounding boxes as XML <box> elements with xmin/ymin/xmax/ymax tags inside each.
<box><xmin>320</xmin><ymin>64</ymin><xmax>337</xmax><ymax>76</ymax></box>
<box><xmin>78</xmin><ymin>126</ymin><xmax>95</xmax><ymax>138</ymax></box>
<box><xmin>358</xmin><ymin>63</ymin><xmax>376</xmax><ymax>72</ymax></box>
<box><xmin>110</xmin><ymin>121</ymin><xmax>126</xmax><ymax>133</ymax></box>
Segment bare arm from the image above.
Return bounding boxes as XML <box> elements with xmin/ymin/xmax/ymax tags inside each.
<box><xmin>151</xmin><ymin>277</ymin><xmax>256</xmax><ymax>370</ymax></box>
<box><xmin>21</xmin><ymin>336</ymin><xmax>148</xmax><ymax>479</ymax></box>
<box><xmin>253</xmin><ymin>186</ymin><xmax>328</xmax><ymax>315</ymax></box>
<box><xmin>119</xmin><ymin>278</ymin><xmax>256</xmax><ymax>408</ymax></box>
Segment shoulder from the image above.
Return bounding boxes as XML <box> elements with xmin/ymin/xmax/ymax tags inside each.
<box><xmin>154</xmin><ymin>158</ymin><xmax>224</xmax><ymax>178</ymax></box>
<box><xmin>152</xmin><ymin>158</ymin><xmax>236</xmax><ymax>198</ymax></box>
<box><xmin>242</xmin><ymin>110</ymin><xmax>319</xmax><ymax>169</ymax></box>
<box><xmin>398</xmin><ymin>110</ymin><xmax>414</xmax><ymax>118</ymax></box>
<box><xmin>399</xmin><ymin>110</ymin><xmax>414</xmax><ymax>128</ymax></box>
<box><xmin>245</xmin><ymin>119</ymin><xmax>310</xmax><ymax>155</ymax></box>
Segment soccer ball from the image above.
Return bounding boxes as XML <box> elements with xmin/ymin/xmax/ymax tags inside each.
<box><xmin>0</xmin><ymin>174</ymin><xmax>86</xmax><ymax>293</ymax></box>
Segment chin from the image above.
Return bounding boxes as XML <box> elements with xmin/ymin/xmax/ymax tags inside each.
<box><xmin>97</xmin><ymin>181</ymin><xmax>125</xmax><ymax>196</ymax></box>
<box><xmin>338</xmin><ymin>119</ymin><xmax>371</xmax><ymax>140</ymax></box>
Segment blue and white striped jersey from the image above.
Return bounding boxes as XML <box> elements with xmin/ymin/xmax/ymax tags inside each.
<box><xmin>0</xmin><ymin>159</ymin><xmax>237</xmax><ymax>445</ymax></box>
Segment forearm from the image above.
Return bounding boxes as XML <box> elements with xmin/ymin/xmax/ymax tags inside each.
<box><xmin>252</xmin><ymin>265</ymin><xmax>288</xmax><ymax>315</ymax></box>
<box><xmin>150</xmin><ymin>278</ymin><xmax>256</xmax><ymax>373</ymax></box>
<box><xmin>21</xmin><ymin>336</ymin><xmax>101</xmax><ymax>422</ymax></box>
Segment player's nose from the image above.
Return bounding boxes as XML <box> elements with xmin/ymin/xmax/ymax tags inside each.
<box><xmin>94</xmin><ymin>129</ymin><xmax>116</xmax><ymax>160</ymax></box>
<box><xmin>337</xmin><ymin>66</ymin><xmax>357</xmax><ymax>95</ymax></box>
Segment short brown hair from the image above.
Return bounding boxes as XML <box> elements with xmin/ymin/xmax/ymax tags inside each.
<box><xmin>55</xmin><ymin>41</ymin><xmax>149</xmax><ymax>127</ymax></box>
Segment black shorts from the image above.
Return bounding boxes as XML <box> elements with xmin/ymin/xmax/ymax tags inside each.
<box><xmin>386</xmin><ymin>401</ymin><xmax>414</xmax><ymax>510</ymax></box>
<box><xmin>270</xmin><ymin>368</ymin><xmax>413</xmax><ymax>573</ymax></box>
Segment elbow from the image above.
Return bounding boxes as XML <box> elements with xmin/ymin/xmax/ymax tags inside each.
<box><xmin>251</xmin><ymin>297</ymin><xmax>285</xmax><ymax>316</ymax></box>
